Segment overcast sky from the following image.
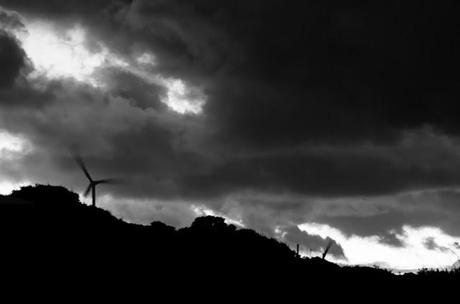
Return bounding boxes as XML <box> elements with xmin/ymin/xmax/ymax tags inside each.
<box><xmin>1</xmin><ymin>0</ymin><xmax>460</xmax><ymax>270</ymax></box>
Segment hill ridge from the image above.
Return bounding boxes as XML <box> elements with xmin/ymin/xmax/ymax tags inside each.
<box><xmin>0</xmin><ymin>184</ymin><xmax>458</xmax><ymax>296</ymax></box>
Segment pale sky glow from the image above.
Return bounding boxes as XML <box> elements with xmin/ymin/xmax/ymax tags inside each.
<box><xmin>191</xmin><ymin>205</ymin><xmax>246</xmax><ymax>228</ymax></box>
<box><xmin>299</xmin><ymin>222</ymin><xmax>460</xmax><ymax>270</ymax></box>
<box><xmin>0</xmin><ymin>130</ymin><xmax>32</xmax><ymax>195</ymax></box>
<box><xmin>0</xmin><ymin>181</ymin><xmax>30</xmax><ymax>195</ymax></box>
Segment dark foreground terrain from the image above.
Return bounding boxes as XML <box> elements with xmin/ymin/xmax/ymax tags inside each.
<box><xmin>0</xmin><ymin>185</ymin><xmax>458</xmax><ymax>300</ymax></box>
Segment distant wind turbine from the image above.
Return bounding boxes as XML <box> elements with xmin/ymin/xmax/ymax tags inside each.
<box><xmin>322</xmin><ymin>241</ymin><xmax>334</xmax><ymax>260</ymax></box>
<box><xmin>75</xmin><ymin>156</ymin><xmax>117</xmax><ymax>208</ymax></box>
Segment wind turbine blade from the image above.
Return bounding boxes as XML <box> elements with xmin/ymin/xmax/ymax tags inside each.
<box><xmin>322</xmin><ymin>241</ymin><xmax>333</xmax><ymax>260</ymax></box>
<box><xmin>74</xmin><ymin>155</ymin><xmax>93</xmax><ymax>182</ymax></box>
<box><xmin>84</xmin><ymin>183</ymin><xmax>92</xmax><ymax>197</ymax></box>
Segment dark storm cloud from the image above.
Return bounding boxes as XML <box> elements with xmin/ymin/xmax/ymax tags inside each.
<box><xmin>0</xmin><ymin>0</ymin><xmax>132</xmax><ymax>18</ymax></box>
<box><xmin>100</xmin><ymin>67</ymin><xmax>167</xmax><ymax>111</ymax></box>
<box><xmin>310</xmin><ymin>188</ymin><xmax>460</xmax><ymax>239</ymax></box>
<box><xmin>283</xmin><ymin>225</ymin><xmax>346</xmax><ymax>259</ymax></box>
<box><xmin>0</xmin><ymin>30</ymin><xmax>26</xmax><ymax>88</ymax></box>
<box><xmin>0</xmin><ymin>5</ymin><xmax>24</xmax><ymax>31</ymax></box>
<box><xmin>424</xmin><ymin>237</ymin><xmax>450</xmax><ymax>252</ymax></box>
<box><xmin>109</xmin><ymin>0</ymin><xmax>460</xmax><ymax>146</ymax></box>
<box><xmin>379</xmin><ymin>231</ymin><xmax>404</xmax><ymax>248</ymax></box>
<box><xmin>0</xmin><ymin>77</ymin><xmax>213</xmax><ymax>204</ymax></box>
<box><xmin>0</xmin><ymin>27</ymin><xmax>52</xmax><ymax>108</ymax></box>
<box><xmin>203</xmin><ymin>1</ymin><xmax>460</xmax><ymax>145</ymax></box>
<box><xmin>0</xmin><ymin>8</ymin><xmax>58</xmax><ymax>107</ymax></box>
<box><xmin>3</xmin><ymin>1</ymin><xmax>460</xmax><ymax>143</ymax></box>
<box><xmin>0</xmin><ymin>85</ymin><xmax>53</xmax><ymax>108</ymax></box>
<box><xmin>319</xmin><ymin>211</ymin><xmax>442</xmax><ymax>239</ymax></box>
<box><xmin>2</xmin><ymin>0</ymin><xmax>460</xmax><ymax>247</ymax></box>
<box><xmin>178</xmin><ymin>129</ymin><xmax>460</xmax><ymax>199</ymax></box>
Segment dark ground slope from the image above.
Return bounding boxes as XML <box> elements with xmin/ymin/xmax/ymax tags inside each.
<box><xmin>0</xmin><ymin>185</ymin><xmax>458</xmax><ymax>300</ymax></box>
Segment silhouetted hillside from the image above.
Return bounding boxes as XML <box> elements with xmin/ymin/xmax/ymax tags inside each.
<box><xmin>0</xmin><ymin>184</ymin><xmax>458</xmax><ymax>299</ymax></box>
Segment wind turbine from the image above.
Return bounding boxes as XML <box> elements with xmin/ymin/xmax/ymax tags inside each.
<box><xmin>75</xmin><ymin>156</ymin><xmax>117</xmax><ymax>208</ymax></box>
<box><xmin>321</xmin><ymin>240</ymin><xmax>334</xmax><ymax>260</ymax></box>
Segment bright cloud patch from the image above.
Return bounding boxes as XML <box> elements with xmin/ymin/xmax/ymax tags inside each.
<box><xmin>0</xmin><ymin>130</ymin><xmax>31</xmax><ymax>159</ymax></box>
<box><xmin>299</xmin><ymin>222</ymin><xmax>460</xmax><ymax>270</ymax></box>
<box><xmin>6</xmin><ymin>12</ymin><xmax>207</xmax><ymax>115</ymax></box>
<box><xmin>160</xmin><ymin>78</ymin><xmax>206</xmax><ymax>115</ymax></box>
<box><xmin>16</xmin><ymin>21</ymin><xmax>127</xmax><ymax>87</ymax></box>
<box><xmin>0</xmin><ymin>180</ymin><xmax>30</xmax><ymax>195</ymax></box>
